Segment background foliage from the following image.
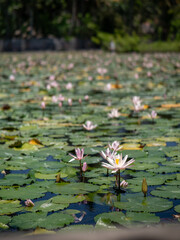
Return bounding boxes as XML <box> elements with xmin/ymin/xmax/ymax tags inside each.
<box><xmin>0</xmin><ymin>0</ymin><xmax>180</xmax><ymax>51</ymax></box>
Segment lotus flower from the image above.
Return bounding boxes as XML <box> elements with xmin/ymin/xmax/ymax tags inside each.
<box><xmin>69</xmin><ymin>148</ymin><xmax>86</xmax><ymax>162</ymax></box>
<box><xmin>120</xmin><ymin>180</ymin><xmax>128</xmax><ymax>188</ymax></box>
<box><xmin>41</xmin><ymin>101</ymin><xmax>46</xmax><ymax>109</ymax></box>
<box><xmin>9</xmin><ymin>74</ymin><xmax>15</xmax><ymax>81</ymax></box>
<box><xmin>97</xmin><ymin>67</ymin><xmax>107</xmax><ymax>75</ymax></box>
<box><xmin>108</xmin><ymin>109</ymin><xmax>120</xmax><ymax>118</ymax></box>
<box><xmin>66</xmin><ymin>82</ymin><xmax>73</xmax><ymax>90</ymax></box>
<box><xmin>148</xmin><ymin>110</ymin><xmax>157</xmax><ymax>119</ymax></box>
<box><xmin>108</xmin><ymin>141</ymin><xmax>122</xmax><ymax>152</ymax></box>
<box><xmin>68</xmin><ymin>98</ymin><xmax>72</xmax><ymax>106</ymax></box>
<box><xmin>49</xmin><ymin>75</ymin><xmax>55</xmax><ymax>81</ymax></box>
<box><xmin>102</xmin><ymin>153</ymin><xmax>135</xmax><ymax>173</ymax></box>
<box><xmin>83</xmin><ymin>121</ymin><xmax>97</xmax><ymax>131</ymax></box>
<box><xmin>132</xmin><ymin>96</ymin><xmax>144</xmax><ymax>112</ymax></box>
<box><xmin>100</xmin><ymin>148</ymin><xmax>114</xmax><ymax>160</ymax></box>
<box><xmin>25</xmin><ymin>199</ymin><xmax>34</xmax><ymax>207</ymax></box>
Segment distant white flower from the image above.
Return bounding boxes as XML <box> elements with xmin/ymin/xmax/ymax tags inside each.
<box><xmin>132</xmin><ymin>96</ymin><xmax>143</xmax><ymax>112</ymax></box>
<box><xmin>83</xmin><ymin>121</ymin><xmax>97</xmax><ymax>131</ymax></box>
<box><xmin>105</xmin><ymin>83</ymin><xmax>111</xmax><ymax>91</ymax></box>
<box><xmin>97</xmin><ymin>68</ymin><xmax>107</xmax><ymax>75</ymax></box>
<box><xmin>9</xmin><ymin>75</ymin><xmax>15</xmax><ymax>81</ymax></box>
<box><xmin>148</xmin><ymin>110</ymin><xmax>157</xmax><ymax>119</ymax></box>
<box><xmin>52</xmin><ymin>96</ymin><xmax>58</xmax><ymax>103</ymax></box>
<box><xmin>108</xmin><ymin>109</ymin><xmax>120</xmax><ymax>118</ymax></box>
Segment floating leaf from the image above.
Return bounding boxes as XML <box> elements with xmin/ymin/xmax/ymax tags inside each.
<box><xmin>114</xmin><ymin>195</ymin><xmax>173</xmax><ymax>212</ymax></box>
<box><xmin>151</xmin><ymin>185</ymin><xmax>180</xmax><ymax>199</ymax></box>
<box><xmin>10</xmin><ymin>212</ymin><xmax>74</xmax><ymax>230</ymax></box>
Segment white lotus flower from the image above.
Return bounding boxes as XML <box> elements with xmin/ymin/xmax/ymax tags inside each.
<box><xmin>83</xmin><ymin>121</ymin><xmax>97</xmax><ymax>131</ymax></box>
<box><xmin>108</xmin><ymin>109</ymin><xmax>120</xmax><ymax>118</ymax></box>
<box><xmin>102</xmin><ymin>153</ymin><xmax>135</xmax><ymax>173</ymax></box>
<box><xmin>108</xmin><ymin>141</ymin><xmax>122</xmax><ymax>152</ymax></box>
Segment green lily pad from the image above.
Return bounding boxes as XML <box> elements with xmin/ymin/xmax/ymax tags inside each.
<box><xmin>0</xmin><ymin>200</ymin><xmax>24</xmax><ymax>215</ymax></box>
<box><xmin>27</xmin><ymin>199</ymin><xmax>69</xmax><ymax>212</ymax></box>
<box><xmin>10</xmin><ymin>212</ymin><xmax>74</xmax><ymax>230</ymax></box>
<box><xmin>95</xmin><ymin>212</ymin><xmax>130</xmax><ymax>226</ymax></box>
<box><xmin>126</xmin><ymin>212</ymin><xmax>160</xmax><ymax>223</ymax></box>
<box><xmin>0</xmin><ymin>185</ymin><xmax>46</xmax><ymax>200</ymax></box>
<box><xmin>51</xmin><ymin>195</ymin><xmax>85</xmax><ymax>204</ymax></box>
<box><xmin>151</xmin><ymin>185</ymin><xmax>180</xmax><ymax>199</ymax></box>
<box><xmin>174</xmin><ymin>205</ymin><xmax>180</xmax><ymax>213</ymax></box>
<box><xmin>48</xmin><ymin>182</ymin><xmax>99</xmax><ymax>195</ymax></box>
<box><xmin>114</xmin><ymin>195</ymin><xmax>173</xmax><ymax>212</ymax></box>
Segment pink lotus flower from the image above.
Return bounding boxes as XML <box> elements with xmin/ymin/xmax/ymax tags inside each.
<box><xmin>58</xmin><ymin>94</ymin><xmax>65</xmax><ymax>102</ymax></box>
<box><xmin>25</xmin><ymin>199</ymin><xmax>34</xmax><ymax>207</ymax></box>
<box><xmin>134</xmin><ymin>73</ymin><xmax>139</xmax><ymax>79</ymax></box>
<box><xmin>52</xmin><ymin>96</ymin><xmax>58</xmax><ymax>103</ymax></box>
<box><xmin>100</xmin><ymin>148</ymin><xmax>114</xmax><ymax>160</ymax></box>
<box><xmin>97</xmin><ymin>68</ymin><xmax>107</xmax><ymax>75</ymax></box>
<box><xmin>78</xmin><ymin>98</ymin><xmax>82</xmax><ymax>104</ymax></box>
<box><xmin>68</xmin><ymin>98</ymin><xmax>72</xmax><ymax>106</ymax></box>
<box><xmin>41</xmin><ymin>101</ymin><xmax>46</xmax><ymax>109</ymax></box>
<box><xmin>58</xmin><ymin>101</ymin><xmax>63</xmax><ymax>108</ymax></box>
<box><xmin>69</xmin><ymin>148</ymin><xmax>87</xmax><ymax>162</ymax></box>
<box><xmin>148</xmin><ymin>110</ymin><xmax>157</xmax><ymax>119</ymax></box>
<box><xmin>49</xmin><ymin>75</ymin><xmax>55</xmax><ymax>81</ymax></box>
<box><xmin>83</xmin><ymin>121</ymin><xmax>97</xmax><ymax>131</ymax></box>
<box><xmin>84</xmin><ymin>95</ymin><xmax>89</xmax><ymax>101</ymax></box>
<box><xmin>9</xmin><ymin>75</ymin><xmax>15</xmax><ymax>81</ymax></box>
<box><xmin>108</xmin><ymin>141</ymin><xmax>122</xmax><ymax>152</ymax></box>
<box><xmin>108</xmin><ymin>109</ymin><xmax>120</xmax><ymax>118</ymax></box>
<box><xmin>102</xmin><ymin>153</ymin><xmax>135</xmax><ymax>173</ymax></box>
<box><xmin>82</xmin><ymin>162</ymin><xmax>88</xmax><ymax>172</ymax></box>
<box><xmin>147</xmin><ymin>71</ymin><xmax>152</xmax><ymax>77</ymax></box>
<box><xmin>68</xmin><ymin>63</ymin><xmax>74</xmax><ymax>70</ymax></box>
<box><xmin>51</xmin><ymin>81</ymin><xmax>58</xmax><ymax>88</ymax></box>
<box><xmin>120</xmin><ymin>180</ymin><xmax>128</xmax><ymax>188</ymax></box>
<box><xmin>88</xmin><ymin>76</ymin><xmax>93</xmax><ymax>81</ymax></box>
<box><xmin>66</xmin><ymin>82</ymin><xmax>73</xmax><ymax>90</ymax></box>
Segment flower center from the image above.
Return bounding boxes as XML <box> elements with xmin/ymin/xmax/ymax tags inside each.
<box><xmin>115</xmin><ymin>158</ymin><xmax>119</xmax><ymax>165</ymax></box>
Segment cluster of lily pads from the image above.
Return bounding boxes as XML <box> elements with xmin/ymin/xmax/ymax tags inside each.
<box><xmin>0</xmin><ymin>51</ymin><xmax>179</xmax><ymax>232</ymax></box>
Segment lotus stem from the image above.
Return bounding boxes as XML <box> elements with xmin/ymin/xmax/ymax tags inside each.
<box><xmin>118</xmin><ymin>170</ymin><xmax>120</xmax><ymax>190</ymax></box>
<box><xmin>80</xmin><ymin>159</ymin><xmax>82</xmax><ymax>176</ymax></box>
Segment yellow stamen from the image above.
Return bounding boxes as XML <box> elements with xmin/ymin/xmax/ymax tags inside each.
<box><xmin>115</xmin><ymin>158</ymin><xmax>119</xmax><ymax>165</ymax></box>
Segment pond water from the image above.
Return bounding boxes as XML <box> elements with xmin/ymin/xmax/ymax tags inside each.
<box><xmin>0</xmin><ymin>51</ymin><xmax>179</xmax><ymax>232</ymax></box>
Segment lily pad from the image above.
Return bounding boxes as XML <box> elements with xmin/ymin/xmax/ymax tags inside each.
<box><xmin>10</xmin><ymin>212</ymin><xmax>74</xmax><ymax>230</ymax></box>
<box><xmin>114</xmin><ymin>195</ymin><xmax>173</xmax><ymax>212</ymax></box>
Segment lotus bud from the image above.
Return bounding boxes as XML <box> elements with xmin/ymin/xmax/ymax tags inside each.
<box><xmin>56</xmin><ymin>173</ymin><xmax>61</xmax><ymax>183</ymax></box>
<box><xmin>82</xmin><ymin>162</ymin><xmax>88</xmax><ymax>172</ymax></box>
<box><xmin>25</xmin><ymin>199</ymin><xmax>34</xmax><ymax>207</ymax></box>
<box><xmin>1</xmin><ymin>170</ymin><xmax>6</xmax><ymax>175</ymax></box>
<box><xmin>142</xmin><ymin>178</ymin><xmax>148</xmax><ymax>197</ymax></box>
